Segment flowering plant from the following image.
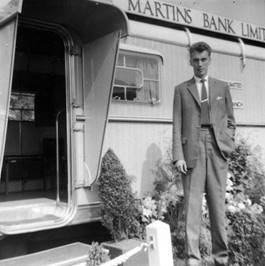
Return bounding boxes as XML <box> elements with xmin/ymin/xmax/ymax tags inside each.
<box><xmin>141</xmin><ymin>195</ymin><xmax>161</xmax><ymax>223</ymax></box>
<box><xmin>86</xmin><ymin>242</ymin><xmax>110</xmax><ymax>266</ymax></box>
<box><xmin>225</xmin><ymin>139</ymin><xmax>265</xmax><ymax>265</ymax></box>
<box><xmin>139</xmin><ymin>157</ymin><xmax>181</xmax><ymax>220</ymax></box>
<box><xmin>138</xmin><ymin>157</ymin><xmax>184</xmax><ymax>243</ymax></box>
<box><xmin>226</xmin><ymin>173</ymin><xmax>263</xmax><ymax>215</ymax></box>
<box><xmin>140</xmin><ymin>186</ymin><xmax>181</xmax><ymax>224</ymax></box>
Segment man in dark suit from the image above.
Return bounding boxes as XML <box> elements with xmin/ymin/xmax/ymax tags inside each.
<box><xmin>172</xmin><ymin>41</ymin><xmax>236</xmax><ymax>266</ymax></box>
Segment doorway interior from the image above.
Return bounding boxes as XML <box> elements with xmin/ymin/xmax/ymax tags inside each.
<box><xmin>0</xmin><ymin>24</ymin><xmax>70</xmax><ymax>231</ymax></box>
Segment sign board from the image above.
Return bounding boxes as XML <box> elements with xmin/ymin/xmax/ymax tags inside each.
<box><xmin>228</xmin><ymin>81</ymin><xmax>244</xmax><ymax>109</ymax></box>
<box><xmin>112</xmin><ymin>0</ymin><xmax>265</xmax><ymax>44</ymax></box>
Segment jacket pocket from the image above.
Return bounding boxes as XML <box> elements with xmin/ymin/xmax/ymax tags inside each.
<box><xmin>218</xmin><ymin>130</ymin><xmax>235</xmax><ymax>157</ymax></box>
<box><xmin>225</xmin><ymin>129</ymin><xmax>234</xmax><ymax>140</ymax></box>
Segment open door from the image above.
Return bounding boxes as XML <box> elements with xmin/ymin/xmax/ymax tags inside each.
<box><xmin>82</xmin><ymin>31</ymin><xmax>120</xmax><ymax>185</ymax></box>
<box><xmin>0</xmin><ymin>0</ymin><xmax>22</xmax><ymax>182</ymax></box>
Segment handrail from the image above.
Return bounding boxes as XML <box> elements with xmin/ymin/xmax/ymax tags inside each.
<box><xmin>55</xmin><ymin>109</ymin><xmax>65</xmax><ymax>204</ymax></box>
<box><xmin>100</xmin><ymin>242</ymin><xmax>150</xmax><ymax>266</ymax></box>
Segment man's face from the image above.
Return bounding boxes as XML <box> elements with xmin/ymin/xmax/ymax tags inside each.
<box><xmin>190</xmin><ymin>50</ymin><xmax>211</xmax><ymax>78</ymax></box>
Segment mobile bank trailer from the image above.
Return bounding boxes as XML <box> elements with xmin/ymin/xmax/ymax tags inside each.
<box><xmin>0</xmin><ymin>0</ymin><xmax>265</xmax><ymax>260</ymax></box>
<box><xmin>0</xmin><ymin>0</ymin><xmax>128</xmax><ymax>257</ymax></box>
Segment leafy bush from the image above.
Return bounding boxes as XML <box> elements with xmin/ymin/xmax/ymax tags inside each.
<box><xmin>228</xmin><ymin>138</ymin><xmax>265</xmax><ymax>204</ymax></box>
<box><xmin>227</xmin><ymin>211</ymin><xmax>265</xmax><ymax>266</ymax></box>
<box><xmin>86</xmin><ymin>242</ymin><xmax>110</xmax><ymax>266</ymax></box>
<box><xmin>97</xmin><ymin>149</ymin><xmax>141</xmax><ymax>241</ymax></box>
<box><xmin>226</xmin><ymin>138</ymin><xmax>265</xmax><ymax>265</ymax></box>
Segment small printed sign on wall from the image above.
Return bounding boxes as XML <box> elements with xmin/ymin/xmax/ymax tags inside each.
<box><xmin>228</xmin><ymin>82</ymin><xmax>243</xmax><ymax>90</ymax></box>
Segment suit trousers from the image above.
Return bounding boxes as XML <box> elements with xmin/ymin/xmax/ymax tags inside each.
<box><xmin>182</xmin><ymin>128</ymin><xmax>228</xmax><ymax>266</ymax></box>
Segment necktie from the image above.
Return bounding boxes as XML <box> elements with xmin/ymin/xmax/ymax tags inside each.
<box><xmin>200</xmin><ymin>79</ymin><xmax>210</xmax><ymax>125</ymax></box>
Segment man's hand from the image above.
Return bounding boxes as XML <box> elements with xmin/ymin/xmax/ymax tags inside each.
<box><xmin>175</xmin><ymin>160</ymin><xmax>187</xmax><ymax>174</ymax></box>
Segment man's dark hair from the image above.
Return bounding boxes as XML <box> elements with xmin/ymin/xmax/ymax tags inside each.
<box><xmin>189</xmin><ymin>41</ymin><xmax>212</xmax><ymax>56</ymax></box>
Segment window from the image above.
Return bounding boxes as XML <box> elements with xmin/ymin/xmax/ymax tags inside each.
<box><xmin>112</xmin><ymin>50</ymin><xmax>161</xmax><ymax>103</ymax></box>
<box><xmin>9</xmin><ymin>92</ymin><xmax>35</xmax><ymax>121</ymax></box>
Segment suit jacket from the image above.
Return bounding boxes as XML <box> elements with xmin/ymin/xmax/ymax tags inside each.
<box><xmin>172</xmin><ymin>77</ymin><xmax>236</xmax><ymax>168</ymax></box>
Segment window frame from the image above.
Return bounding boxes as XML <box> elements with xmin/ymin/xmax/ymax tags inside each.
<box><xmin>112</xmin><ymin>46</ymin><xmax>163</xmax><ymax>104</ymax></box>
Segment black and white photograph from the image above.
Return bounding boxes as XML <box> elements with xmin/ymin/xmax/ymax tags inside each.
<box><xmin>0</xmin><ymin>0</ymin><xmax>264</xmax><ymax>265</ymax></box>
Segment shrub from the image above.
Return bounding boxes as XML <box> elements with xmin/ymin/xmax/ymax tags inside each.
<box><xmin>86</xmin><ymin>242</ymin><xmax>110</xmax><ymax>266</ymax></box>
<box><xmin>226</xmin><ymin>138</ymin><xmax>265</xmax><ymax>265</ymax></box>
<box><xmin>228</xmin><ymin>138</ymin><xmax>265</xmax><ymax>204</ymax></box>
<box><xmin>227</xmin><ymin>211</ymin><xmax>265</xmax><ymax>266</ymax></box>
<box><xmin>97</xmin><ymin>149</ymin><xmax>141</xmax><ymax>241</ymax></box>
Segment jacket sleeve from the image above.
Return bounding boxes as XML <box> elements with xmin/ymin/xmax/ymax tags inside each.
<box><xmin>172</xmin><ymin>85</ymin><xmax>184</xmax><ymax>162</ymax></box>
<box><xmin>225</xmin><ymin>84</ymin><xmax>236</xmax><ymax>138</ymax></box>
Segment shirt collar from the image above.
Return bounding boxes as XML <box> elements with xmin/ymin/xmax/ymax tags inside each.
<box><xmin>194</xmin><ymin>75</ymin><xmax>208</xmax><ymax>83</ymax></box>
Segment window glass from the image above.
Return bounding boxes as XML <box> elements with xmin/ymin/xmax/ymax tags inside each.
<box><xmin>115</xmin><ymin>67</ymin><xmax>143</xmax><ymax>87</ymax></box>
<box><xmin>126</xmin><ymin>54</ymin><xmax>138</xmax><ymax>68</ymax></box>
<box><xmin>112</xmin><ymin>51</ymin><xmax>161</xmax><ymax>103</ymax></box>
<box><xmin>143</xmin><ymin>58</ymin><xmax>158</xmax><ymax>79</ymax></box>
<box><xmin>117</xmin><ymin>54</ymin><xmax>124</xmax><ymax>66</ymax></box>
<box><xmin>112</xmin><ymin>86</ymin><xmax>125</xmax><ymax>100</ymax></box>
<box><xmin>9</xmin><ymin>92</ymin><xmax>35</xmax><ymax>121</ymax></box>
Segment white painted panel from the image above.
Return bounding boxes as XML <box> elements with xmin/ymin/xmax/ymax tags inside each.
<box><xmin>241</xmin><ymin>59</ymin><xmax>265</xmax><ymax>124</ymax></box>
<box><xmin>103</xmin><ymin>122</ymin><xmax>172</xmax><ymax>195</ymax></box>
<box><xmin>211</xmin><ymin>53</ymin><xmax>265</xmax><ymax>124</ymax></box>
<box><xmin>103</xmin><ymin>121</ymin><xmax>265</xmax><ymax>195</ymax></box>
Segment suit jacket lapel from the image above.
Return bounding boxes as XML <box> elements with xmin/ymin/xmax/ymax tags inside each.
<box><xmin>187</xmin><ymin>78</ymin><xmax>201</xmax><ymax>107</ymax></box>
<box><xmin>209</xmin><ymin>77</ymin><xmax>218</xmax><ymax>108</ymax></box>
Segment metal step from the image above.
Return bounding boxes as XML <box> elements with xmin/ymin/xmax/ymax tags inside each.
<box><xmin>0</xmin><ymin>198</ymin><xmax>67</xmax><ymax>232</ymax></box>
<box><xmin>0</xmin><ymin>242</ymin><xmax>90</xmax><ymax>266</ymax></box>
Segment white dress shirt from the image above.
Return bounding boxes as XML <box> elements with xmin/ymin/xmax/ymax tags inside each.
<box><xmin>194</xmin><ymin>75</ymin><xmax>209</xmax><ymax>101</ymax></box>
